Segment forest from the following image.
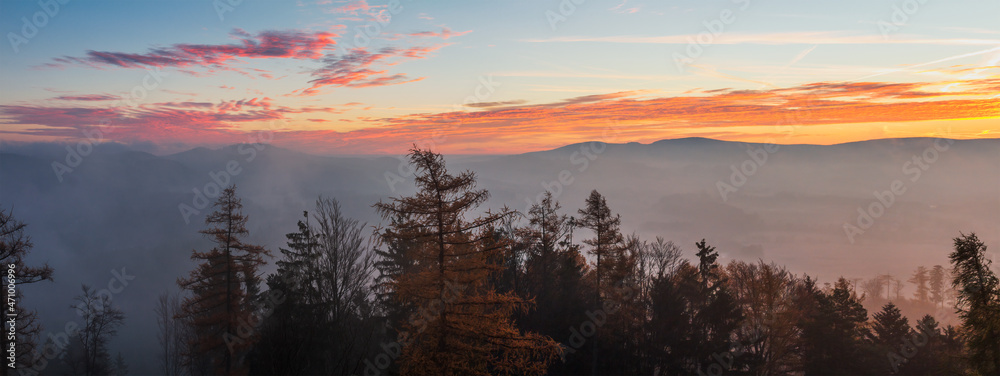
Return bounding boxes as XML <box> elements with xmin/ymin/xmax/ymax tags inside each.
<box><xmin>2</xmin><ymin>147</ymin><xmax>999</xmax><ymax>376</ymax></box>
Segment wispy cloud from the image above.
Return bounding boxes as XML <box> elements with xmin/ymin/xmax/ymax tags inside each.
<box><xmin>522</xmin><ymin>31</ymin><xmax>1000</xmax><ymax>45</ymax></box>
<box><xmin>52</xmin><ymin>94</ymin><xmax>120</xmax><ymax>101</ymax></box>
<box><xmin>8</xmin><ymin>75</ymin><xmax>997</xmax><ymax>154</ymax></box>
<box><xmin>42</xmin><ymin>29</ymin><xmax>338</xmax><ymax>72</ymax></box>
<box><xmin>294</xmin><ymin>45</ymin><xmax>443</xmax><ymax>96</ymax></box>
<box><xmin>408</xmin><ymin>27</ymin><xmax>472</xmax><ymax>40</ymax></box>
<box><xmin>0</xmin><ymin>98</ymin><xmax>342</xmax><ymax>144</ymax></box>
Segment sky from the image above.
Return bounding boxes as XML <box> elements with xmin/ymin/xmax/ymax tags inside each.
<box><xmin>1</xmin><ymin>0</ymin><xmax>998</xmax><ymax>155</ymax></box>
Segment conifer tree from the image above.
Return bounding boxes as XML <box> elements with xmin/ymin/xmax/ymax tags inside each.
<box><xmin>908</xmin><ymin>266</ymin><xmax>930</xmax><ymax>302</ymax></box>
<box><xmin>374</xmin><ymin>148</ymin><xmax>560</xmax><ymax>376</ymax></box>
<box><xmin>177</xmin><ymin>185</ymin><xmax>270</xmax><ymax>375</ymax></box>
<box><xmin>949</xmin><ymin>232</ymin><xmax>1000</xmax><ymax>374</ymax></box>
<box><xmin>869</xmin><ymin>302</ymin><xmax>912</xmax><ymax>374</ymax></box>
<box><xmin>576</xmin><ymin>190</ymin><xmax>636</xmax><ymax>373</ymax></box>
<box><xmin>929</xmin><ymin>265</ymin><xmax>947</xmax><ymax>308</ymax></box>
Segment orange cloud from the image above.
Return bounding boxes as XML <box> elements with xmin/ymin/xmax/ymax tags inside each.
<box><xmin>4</xmin><ymin>77</ymin><xmax>998</xmax><ymax>154</ymax></box>
<box><xmin>274</xmin><ymin>78</ymin><xmax>1000</xmax><ymax>154</ymax></box>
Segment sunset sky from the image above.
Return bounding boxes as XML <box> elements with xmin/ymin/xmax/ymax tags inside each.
<box><xmin>1</xmin><ymin>0</ymin><xmax>998</xmax><ymax>154</ymax></box>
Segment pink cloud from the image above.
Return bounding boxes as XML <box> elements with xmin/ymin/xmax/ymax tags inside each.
<box><xmin>45</xmin><ymin>29</ymin><xmax>338</xmax><ymax>73</ymax></box>
<box><xmin>295</xmin><ymin>45</ymin><xmax>442</xmax><ymax>96</ymax></box>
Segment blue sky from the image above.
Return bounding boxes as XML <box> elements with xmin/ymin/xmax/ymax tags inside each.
<box><xmin>1</xmin><ymin>0</ymin><xmax>998</xmax><ymax>154</ymax></box>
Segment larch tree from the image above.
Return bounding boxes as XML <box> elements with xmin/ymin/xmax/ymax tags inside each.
<box><xmin>374</xmin><ymin>148</ymin><xmax>560</xmax><ymax>376</ymax></box>
<box><xmin>177</xmin><ymin>185</ymin><xmax>270</xmax><ymax>375</ymax></box>
<box><xmin>949</xmin><ymin>232</ymin><xmax>1000</xmax><ymax>375</ymax></box>
<box><xmin>0</xmin><ymin>206</ymin><xmax>54</xmax><ymax>372</ymax></box>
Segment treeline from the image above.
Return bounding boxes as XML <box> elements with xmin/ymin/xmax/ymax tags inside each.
<box><xmin>3</xmin><ymin>147</ymin><xmax>999</xmax><ymax>376</ymax></box>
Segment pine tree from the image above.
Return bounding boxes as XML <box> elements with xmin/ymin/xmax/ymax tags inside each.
<box><xmin>928</xmin><ymin>265</ymin><xmax>947</xmax><ymax>308</ymax></box>
<box><xmin>517</xmin><ymin>192</ymin><xmax>590</xmax><ymax>374</ymax></box>
<box><xmin>113</xmin><ymin>352</ymin><xmax>129</xmax><ymax>376</ymax></box>
<box><xmin>250</xmin><ymin>210</ymin><xmax>321</xmax><ymax>375</ymax></box>
<box><xmin>798</xmin><ymin>277</ymin><xmax>871</xmax><ymax>375</ymax></box>
<box><xmin>576</xmin><ymin>190</ymin><xmax>636</xmax><ymax>373</ymax></box>
<box><xmin>908</xmin><ymin>266</ymin><xmax>930</xmax><ymax>302</ymax></box>
<box><xmin>869</xmin><ymin>301</ymin><xmax>913</xmax><ymax>374</ymax></box>
<box><xmin>690</xmin><ymin>240</ymin><xmax>742</xmax><ymax>374</ymax></box>
<box><xmin>252</xmin><ymin>199</ymin><xmax>377</xmax><ymax>375</ymax></box>
<box><xmin>578</xmin><ymin>190</ymin><xmax>630</xmax><ymax>304</ymax></box>
<box><xmin>949</xmin><ymin>232</ymin><xmax>1000</xmax><ymax>375</ymax></box>
<box><xmin>177</xmin><ymin>185</ymin><xmax>270</xmax><ymax>375</ymax></box>
<box><xmin>870</xmin><ymin>302</ymin><xmax>911</xmax><ymax>347</ymax></box>
<box><xmin>374</xmin><ymin>148</ymin><xmax>560</xmax><ymax>376</ymax></box>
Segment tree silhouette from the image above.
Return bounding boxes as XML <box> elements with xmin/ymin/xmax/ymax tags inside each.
<box><xmin>949</xmin><ymin>232</ymin><xmax>1000</xmax><ymax>375</ymax></box>
<box><xmin>177</xmin><ymin>185</ymin><xmax>270</xmax><ymax>375</ymax></box>
<box><xmin>72</xmin><ymin>284</ymin><xmax>126</xmax><ymax>376</ymax></box>
<box><xmin>0</xmin><ymin>206</ymin><xmax>54</xmax><ymax>372</ymax></box>
<box><xmin>928</xmin><ymin>265</ymin><xmax>947</xmax><ymax>308</ymax></box>
<box><xmin>909</xmin><ymin>266</ymin><xmax>930</xmax><ymax>303</ymax></box>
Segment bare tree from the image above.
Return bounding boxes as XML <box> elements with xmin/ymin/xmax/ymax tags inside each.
<box><xmin>73</xmin><ymin>284</ymin><xmax>126</xmax><ymax>376</ymax></box>
<box><xmin>314</xmin><ymin>197</ymin><xmax>377</xmax><ymax>373</ymax></box>
<box><xmin>0</xmin><ymin>206</ymin><xmax>54</xmax><ymax>371</ymax></box>
<box><xmin>314</xmin><ymin>197</ymin><xmax>375</xmax><ymax>326</ymax></box>
<box><xmin>155</xmin><ymin>290</ymin><xmax>187</xmax><ymax>375</ymax></box>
